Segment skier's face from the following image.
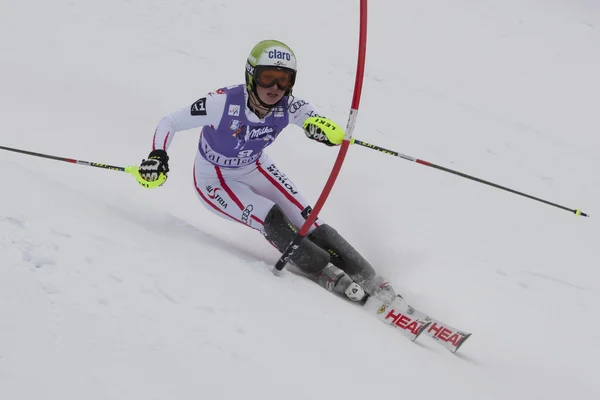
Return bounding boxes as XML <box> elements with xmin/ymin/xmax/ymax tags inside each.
<box><xmin>256</xmin><ymin>84</ymin><xmax>286</xmax><ymax>105</ymax></box>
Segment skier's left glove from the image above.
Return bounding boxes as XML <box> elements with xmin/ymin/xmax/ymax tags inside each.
<box><xmin>139</xmin><ymin>149</ymin><xmax>169</xmax><ymax>182</ymax></box>
<box><xmin>303</xmin><ymin>117</ymin><xmax>344</xmax><ymax>147</ymax></box>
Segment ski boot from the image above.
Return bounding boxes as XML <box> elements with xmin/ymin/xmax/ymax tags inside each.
<box><xmin>362</xmin><ymin>275</ymin><xmax>402</xmax><ymax>306</ymax></box>
<box><xmin>317</xmin><ymin>263</ymin><xmax>367</xmax><ymax>302</ymax></box>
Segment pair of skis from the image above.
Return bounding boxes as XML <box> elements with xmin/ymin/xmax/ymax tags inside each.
<box><xmin>367</xmin><ymin>297</ymin><xmax>471</xmax><ymax>353</ymax></box>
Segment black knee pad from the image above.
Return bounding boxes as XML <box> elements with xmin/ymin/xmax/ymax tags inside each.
<box><xmin>264</xmin><ymin>205</ymin><xmax>330</xmax><ymax>274</ymax></box>
<box><xmin>308</xmin><ymin>224</ymin><xmax>376</xmax><ymax>284</ymax></box>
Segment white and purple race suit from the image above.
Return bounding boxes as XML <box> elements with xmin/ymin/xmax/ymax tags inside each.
<box><xmin>151</xmin><ymin>84</ymin><xmax>328</xmax><ymax>233</ymax></box>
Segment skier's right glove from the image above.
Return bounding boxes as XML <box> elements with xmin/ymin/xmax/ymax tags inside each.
<box><xmin>139</xmin><ymin>149</ymin><xmax>169</xmax><ymax>182</ymax></box>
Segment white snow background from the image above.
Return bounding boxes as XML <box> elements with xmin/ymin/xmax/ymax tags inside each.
<box><xmin>1</xmin><ymin>0</ymin><xmax>598</xmax><ymax>399</ymax></box>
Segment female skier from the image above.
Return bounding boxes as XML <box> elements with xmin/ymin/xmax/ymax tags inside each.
<box><xmin>138</xmin><ymin>40</ymin><xmax>396</xmax><ymax>304</ymax></box>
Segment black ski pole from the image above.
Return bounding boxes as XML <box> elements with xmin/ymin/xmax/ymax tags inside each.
<box><xmin>0</xmin><ymin>144</ymin><xmax>166</xmax><ymax>188</ymax></box>
<box><xmin>351</xmin><ymin>139</ymin><xmax>589</xmax><ymax>217</ymax></box>
<box><xmin>0</xmin><ymin>145</ymin><xmax>126</xmax><ymax>171</ymax></box>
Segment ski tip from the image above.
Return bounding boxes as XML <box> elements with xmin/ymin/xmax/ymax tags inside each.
<box><xmin>412</xmin><ymin>321</ymin><xmax>432</xmax><ymax>341</ymax></box>
<box><xmin>452</xmin><ymin>332</ymin><xmax>472</xmax><ymax>353</ymax></box>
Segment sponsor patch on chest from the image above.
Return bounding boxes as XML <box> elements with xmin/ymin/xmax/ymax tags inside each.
<box><xmin>247</xmin><ymin>125</ymin><xmax>277</xmax><ymax>141</ymax></box>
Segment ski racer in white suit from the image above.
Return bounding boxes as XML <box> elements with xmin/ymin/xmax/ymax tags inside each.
<box><xmin>138</xmin><ymin>40</ymin><xmax>397</xmax><ymax>304</ymax></box>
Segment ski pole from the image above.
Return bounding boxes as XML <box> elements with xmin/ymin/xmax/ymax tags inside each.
<box><xmin>350</xmin><ymin>139</ymin><xmax>589</xmax><ymax>217</ymax></box>
<box><xmin>0</xmin><ymin>145</ymin><xmax>166</xmax><ymax>189</ymax></box>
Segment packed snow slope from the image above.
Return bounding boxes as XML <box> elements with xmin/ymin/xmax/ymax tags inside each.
<box><xmin>1</xmin><ymin>1</ymin><xmax>599</xmax><ymax>399</ymax></box>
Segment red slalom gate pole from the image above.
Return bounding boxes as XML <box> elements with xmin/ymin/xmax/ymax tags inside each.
<box><xmin>274</xmin><ymin>0</ymin><xmax>368</xmax><ymax>272</ymax></box>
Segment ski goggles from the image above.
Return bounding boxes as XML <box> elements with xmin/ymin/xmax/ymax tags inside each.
<box><xmin>254</xmin><ymin>66</ymin><xmax>296</xmax><ymax>91</ymax></box>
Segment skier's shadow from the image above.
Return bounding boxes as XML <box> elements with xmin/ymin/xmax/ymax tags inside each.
<box><xmin>159</xmin><ymin>213</ymin><xmax>278</xmax><ymax>265</ymax></box>
<box><xmin>157</xmin><ymin>213</ymin><xmax>334</xmax><ymax>280</ymax></box>
<box><xmin>108</xmin><ymin>202</ymin><xmax>330</xmax><ymax>283</ymax></box>
<box><xmin>104</xmin><ymin>201</ymin><xmax>275</xmax><ymax>265</ymax></box>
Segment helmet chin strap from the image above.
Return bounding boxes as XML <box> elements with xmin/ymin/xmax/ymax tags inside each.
<box><xmin>248</xmin><ymin>88</ymin><xmax>281</xmax><ymax>116</ymax></box>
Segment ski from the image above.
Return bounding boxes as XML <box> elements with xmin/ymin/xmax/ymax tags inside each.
<box><xmin>414</xmin><ymin>310</ymin><xmax>472</xmax><ymax>353</ymax></box>
<box><xmin>368</xmin><ymin>298</ymin><xmax>431</xmax><ymax>342</ymax></box>
<box><xmin>368</xmin><ymin>297</ymin><xmax>471</xmax><ymax>353</ymax></box>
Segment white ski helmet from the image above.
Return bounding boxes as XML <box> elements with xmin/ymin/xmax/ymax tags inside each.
<box><xmin>245</xmin><ymin>40</ymin><xmax>297</xmax><ymax>97</ymax></box>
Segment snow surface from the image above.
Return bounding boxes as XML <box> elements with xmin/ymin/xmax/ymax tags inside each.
<box><xmin>1</xmin><ymin>0</ymin><xmax>599</xmax><ymax>399</ymax></box>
